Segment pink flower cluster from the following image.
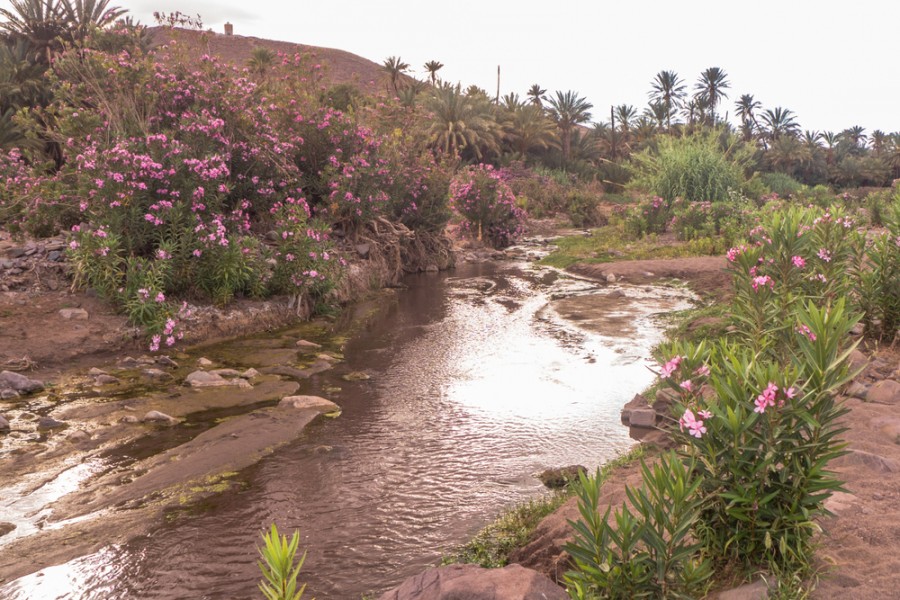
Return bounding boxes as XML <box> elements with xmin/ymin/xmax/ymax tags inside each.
<box><xmin>679</xmin><ymin>408</ymin><xmax>712</xmax><ymax>438</ymax></box>
<box><xmin>753</xmin><ymin>382</ymin><xmax>798</xmax><ymax>414</ymax></box>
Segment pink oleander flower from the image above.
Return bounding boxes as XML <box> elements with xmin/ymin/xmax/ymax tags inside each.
<box><xmin>754</xmin><ymin>382</ymin><xmax>779</xmax><ymax>414</ymax></box>
<box><xmin>155</xmin><ymin>292</ymin><xmax>166</xmax><ymax>303</ymax></box>
<box><xmin>679</xmin><ymin>409</ymin><xmax>707</xmax><ymax>438</ymax></box>
<box><xmin>149</xmin><ymin>334</ymin><xmax>161</xmax><ymax>353</ymax></box>
<box><xmin>795</xmin><ymin>324</ymin><xmax>816</xmax><ymax>342</ymax></box>
<box><xmin>817</xmin><ymin>248</ymin><xmax>832</xmax><ymax>262</ymax></box>
<box><xmin>792</xmin><ymin>255</ymin><xmax>805</xmax><ymax>268</ymax></box>
<box><xmin>680</xmin><ymin>379</ymin><xmax>694</xmax><ymax>392</ymax></box>
<box><xmin>660</xmin><ymin>355</ymin><xmax>683</xmax><ymax>379</ymax></box>
<box><xmin>698</xmin><ymin>409</ymin><xmax>712</xmax><ymax>420</ymax></box>
<box><xmin>694</xmin><ymin>365</ymin><xmax>710</xmax><ymax>377</ymax></box>
<box><xmin>751</xmin><ymin>275</ymin><xmax>774</xmax><ymax>291</ymax></box>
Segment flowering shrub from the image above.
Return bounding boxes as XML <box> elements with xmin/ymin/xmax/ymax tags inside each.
<box><xmin>624</xmin><ymin>196</ymin><xmax>670</xmax><ymax>237</ymax></box>
<box><xmin>449</xmin><ymin>164</ymin><xmax>525</xmax><ymax>248</ymax></box>
<box><xmin>668</xmin><ymin>194</ymin><xmax>753</xmax><ymax>245</ymax></box>
<box><xmin>662</xmin><ymin>301</ymin><xmax>855</xmax><ymax>569</ymax></box>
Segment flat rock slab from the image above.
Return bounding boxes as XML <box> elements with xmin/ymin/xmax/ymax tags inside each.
<box><xmin>184</xmin><ymin>370</ymin><xmax>250</xmax><ymax>388</ymax></box>
<box><xmin>378</xmin><ymin>563</ymin><xmax>568</xmax><ymax>600</ymax></box>
<box><xmin>54</xmin><ymin>403</ymin><xmax>329</xmax><ymax>519</ymax></box>
<box><xmin>278</xmin><ymin>395</ymin><xmax>340</xmax><ymax>413</ymax></box>
<box><xmin>59</xmin><ymin>308</ymin><xmax>89</xmax><ymax>320</ymax></box>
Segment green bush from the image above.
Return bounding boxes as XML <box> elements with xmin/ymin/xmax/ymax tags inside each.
<box><xmin>629</xmin><ymin>133</ymin><xmax>750</xmax><ymax>203</ymax></box>
<box><xmin>565</xmin><ymin>452</ymin><xmax>712</xmax><ymax>599</ymax></box>
<box><xmin>760</xmin><ymin>171</ymin><xmax>804</xmax><ymax>198</ymax></box>
<box><xmin>566</xmin><ymin>189</ymin><xmax>606</xmax><ymax>228</ymax></box>
<box><xmin>258</xmin><ymin>524</ymin><xmax>308</xmax><ymax>600</ymax></box>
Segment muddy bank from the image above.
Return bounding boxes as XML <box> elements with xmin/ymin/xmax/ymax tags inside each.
<box><xmin>0</xmin><ymin>222</ymin><xmax>454</xmax><ymax>379</ymax></box>
<box><xmin>568</xmin><ymin>256</ymin><xmax>730</xmax><ymax>300</ymax></box>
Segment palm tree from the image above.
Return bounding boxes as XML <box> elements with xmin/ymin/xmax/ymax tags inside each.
<box><xmin>0</xmin><ymin>0</ymin><xmax>67</xmax><ymax>61</ymax></box>
<box><xmin>545</xmin><ymin>90</ymin><xmax>593</xmax><ymax>170</ymax></box>
<box><xmin>500</xmin><ymin>92</ymin><xmax>525</xmax><ymax>112</ymax></box>
<box><xmin>382</xmin><ymin>55</ymin><xmax>409</xmax><ymax>96</ymax></box>
<box><xmin>526</xmin><ymin>83</ymin><xmax>546</xmax><ymax>107</ymax></box>
<box><xmin>839</xmin><ymin>126</ymin><xmax>867</xmax><ymax>153</ymax></box>
<box><xmin>423</xmin><ymin>60</ymin><xmax>443</xmax><ymax>86</ymax></box>
<box><xmin>648</xmin><ymin>70</ymin><xmax>685</xmax><ymax>129</ymax></box>
<box><xmin>0</xmin><ymin>38</ymin><xmax>51</xmax><ymax>110</ymax></box>
<box><xmin>59</xmin><ymin>0</ymin><xmax>125</xmax><ymax>42</ymax></box>
<box><xmin>870</xmin><ymin>130</ymin><xmax>889</xmax><ymax>156</ymax></box>
<box><xmin>645</xmin><ymin>100</ymin><xmax>668</xmax><ymax>130</ymax></box>
<box><xmin>424</xmin><ymin>83</ymin><xmax>500</xmax><ymax>161</ymax></box>
<box><xmin>735</xmin><ymin>94</ymin><xmax>761</xmax><ymax>142</ymax></box>
<box><xmin>760</xmin><ymin>107</ymin><xmax>800</xmax><ymax>143</ymax></box>
<box><xmin>246</xmin><ymin>46</ymin><xmax>276</xmax><ymax>78</ymax></box>
<box><xmin>694</xmin><ymin>67</ymin><xmax>730</xmax><ymax>125</ymax></box>
<box><xmin>614</xmin><ymin>104</ymin><xmax>637</xmax><ymax>134</ymax></box>
<box><xmin>503</xmin><ymin>103</ymin><xmax>556</xmax><ymax>157</ymax></box>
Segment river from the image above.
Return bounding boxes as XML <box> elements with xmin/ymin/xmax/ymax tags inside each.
<box><xmin>2</xmin><ymin>259</ymin><xmax>692</xmax><ymax>599</ymax></box>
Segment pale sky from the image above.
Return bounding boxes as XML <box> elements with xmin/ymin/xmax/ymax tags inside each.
<box><xmin>6</xmin><ymin>0</ymin><xmax>900</xmax><ymax>135</ymax></box>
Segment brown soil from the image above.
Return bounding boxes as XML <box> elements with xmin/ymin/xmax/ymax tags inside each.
<box><xmin>568</xmin><ymin>256</ymin><xmax>731</xmax><ymax>301</ymax></box>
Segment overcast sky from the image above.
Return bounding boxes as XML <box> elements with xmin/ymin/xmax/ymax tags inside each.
<box><xmin>6</xmin><ymin>0</ymin><xmax>900</xmax><ymax>134</ymax></box>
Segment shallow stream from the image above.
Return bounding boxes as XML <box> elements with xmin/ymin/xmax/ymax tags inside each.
<box><xmin>2</xmin><ymin>259</ymin><xmax>692</xmax><ymax>599</ymax></box>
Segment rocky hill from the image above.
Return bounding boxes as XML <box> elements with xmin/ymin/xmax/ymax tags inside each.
<box><xmin>148</xmin><ymin>26</ymin><xmax>387</xmax><ymax>95</ymax></box>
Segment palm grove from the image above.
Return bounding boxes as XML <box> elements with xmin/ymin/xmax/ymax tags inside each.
<box><xmin>3</xmin><ymin>0</ymin><xmax>900</xmax><ymax>202</ymax></box>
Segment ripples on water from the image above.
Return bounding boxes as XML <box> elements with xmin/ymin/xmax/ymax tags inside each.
<box><xmin>4</xmin><ymin>261</ymin><xmax>692</xmax><ymax>599</ymax></box>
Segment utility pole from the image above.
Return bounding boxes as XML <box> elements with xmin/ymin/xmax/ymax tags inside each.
<box><xmin>496</xmin><ymin>65</ymin><xmax>500</xmax><ymax>105</ymax></box>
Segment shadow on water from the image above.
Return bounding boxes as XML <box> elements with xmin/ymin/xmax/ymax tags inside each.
<box><xmin>3</xmin><ymin>261</ymin><xmax>693</xmax><ymax>600</ymax></box>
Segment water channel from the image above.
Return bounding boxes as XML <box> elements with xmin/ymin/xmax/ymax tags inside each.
<box><xmin>2</xmin><ymin>258</ymin><xmax>693</xmax><ymax>599</ymax></box>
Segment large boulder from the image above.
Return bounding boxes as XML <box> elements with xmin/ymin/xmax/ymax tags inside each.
<box><xmin>184</xmin><ymin>370</ymin><xmax>250</xmax><ymax>388</ymax></box>
<box><xmin>0</xmin><ymin>370</ymin><xmax>44</xmax><ymax>394</ymax></box>
<box><xmin>377</xmin><ymin>564</ymin><xmax>568</xmax><ymax>600</ymax></box>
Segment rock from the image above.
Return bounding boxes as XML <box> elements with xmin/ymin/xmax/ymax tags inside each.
<box><xmin>210</xmin><ymin>368</ymin><xmax>243</xmax><ymax>378</ymax></box>
<box><xmin>185</xmin><ymin>370</ymin><xmax>236</xmax><ymax>387</ymax></box>
<box><xmin>47</xmin><ymin>250</ymin><xmax>62</xmax><ymax>262</ymax></box>
<box><xmin>142</xmin><ymin>410</ymin><xmax>178</xmax><ymax>425</ymax></box>
<box><xmin>95</xmin><ymin>374</ymin><xmax>120</xmax><ymax>385</ymax></box>
<box><xmin>155</xmin><ymin>355</ymin><xmax>179</xmax><ymax>368</ymax></box>
<box><xmin>295</xmin><ymin>339</ymin><xmax>322</xmax><ymax>350</ymax></box>
<box><xmin>850</xmin><ymin>322</ymin><xmax>865</xmax><ymax>336</ymax></box>
<box><xmin>538</xmin><ymin>465</ymin><xmax>587</xmax><ymax>489</ymax></box>
<box><xmin>88</xmin><ymin>367</ymin><xmax>108</xmax><ymax>376</ymax></box>
<box><xmin>0</xmin><ymin>389</ymin><xmax>18</xmax><ymax>399</ymax></box>
<box><xmin>7</xmin><ymin>247</ymin><xmax>25</xmax><ymax>258</ymax></box>
<box><xmin>117</xmin><ymin>356</ymin><xmax>141</xmax><ymax>369</ymax></box>
<box><xmin>142</xmin><ymin>368</ymin><xmax>174</xmax><ymax>383</ymax></box>
<box><xmin>607</xmin><ymin>290</ymin><xmax>625</xmax><ymax>299</ymax></box>
<box><xmin>278</xmin><ymin>395</ymin><xmax>340</xmax><ymax>413</ymax></box>
<box><xmin>620</xmin><ymin>393</ymin><xmax>649</xmax><ymax>425</ymax></box>
<box><xmin>605</xmin><ymin>273</ymin><xmax>616</xmax><ymax>283</ymax></box>
<box><xmin>355</xmin><ymin>243</ymin><xmax>371</xmax><ymax>259</ymax></box>
<box><xmin>196</xmin><ymin>357</ymin><xmax>214</xmax><ymax>367</ymax></box>
<box><xmin>653</xmin><ymin>387</ymin><xmax>679</xmax><ymax>415</ymax></box>
<box><xmin>68</xmin><ymin>430</ymin><xmax>91</xmax><ymax>444</ymax></box>
<box><xmin>425</xmin><ymin>264</ymin><xmax>439</xmax><ymax>273</ymax></box>
<box><xmin>833</xmin><ymin>449</ymin><xmax>900</xmax><ymax>473</ymax></box>
<box><xmin>59</xmin><ymin>307</ymin><xmax>89</xmax><ymax>320</ymax></box>
<box><xmin>317</xmin><ymin>353</ymin><xmax>340</xmax><ymax>363</ymax></box>
<box><xmin>342</xmin><ymin>371</ymin><xmax>370</xmax><ymax>382</ymax></box>
<box><xmin>846</xmin><ymin>381</ymin><xmax>868</xmax><ymax>399</ymax></box>
<box><xmin>260</xmin><ymin>365</ymin><xmax>312</xmax><ymax>380</ymax></box>
<box><xmin>713</xmin><ymin>577</ymin><xmax>772</xmax><ymax>600</ymax></box>
<box><xmin>866</xmin><ymin>380</ymin><xmax>900</xmax><ymax>404</ymax></box>
<box><xmin>0</xmin><ymin>370</ymin><xmax>44</xmax><ymax>394</ymax></box>
<box><xmin>240</xmin><ymin>368</ymin><xmax>260</xmax><ymax>379</ymax></box>
<box><xmin>0</xmin><ymin>415</ymin><xmax>9</xmax><ymax>431</ymax></box>
<box><xmin>119</xmin><ymin>415</ymin><xmax>140</xmax><ymax>424</ymax></box>
<box><xmin>824</xmin><ymin>491</ymin><xmax>857</xmax><ymax>515</ymax></box>
<box><xmin>0</xmin><ymin>522</ymin><xmax>16</xmax><ymax>537</ymax></box>
<box><xmin>377</xmin><ymin>563</ymin><xmax>568</xmax><ymax>600</ymax></box>
<box><xmin>37</xmin><ymin>417</ymin><xmax>66</xmax><ymax>430</ymax></box>
<box><xmin>630</xmin><ymin>408</ymin><xmax>658</xmax><ymax>428</ymax></box>
<box><xmin>848</xmin><ymin>349</ymin><xmax>868</xmax><ymax>374</ymax></box>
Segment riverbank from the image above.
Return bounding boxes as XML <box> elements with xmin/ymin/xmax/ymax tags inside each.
<box><xmin>447</xmin><ymin>253</ymin><xmax>900</xmax><ymax>599</ymax></box>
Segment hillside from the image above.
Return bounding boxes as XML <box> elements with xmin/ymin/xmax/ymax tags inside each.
<box><xmin>148</xmin><ymin>26</ymin><xmax>387</xmax><ymax>95</ymax></box>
